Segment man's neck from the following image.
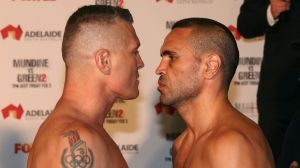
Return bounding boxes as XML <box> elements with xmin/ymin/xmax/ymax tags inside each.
<box><xmin>176</xmin><ymin>90</ymin><xmax>231</xmax><ymax>138</ymax></box>
<box><xmin>60</xmin><ymin>76</ymin><xmax>116</xmax><ymax>126</ymax></box>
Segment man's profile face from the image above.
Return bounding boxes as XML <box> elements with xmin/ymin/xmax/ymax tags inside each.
<box><xmin>156</xmin><ymin>28</ymin><xmax>201</xmax><ymax>106</ymax></box>
<box><xmin>109</xmin><ymin>21</ymin><xmax>144</xmax><ymax>99</ymax></box>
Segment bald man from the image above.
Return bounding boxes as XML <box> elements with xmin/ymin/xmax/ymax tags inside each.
<box><xmin>27</xmin><ymin>5</ymin><xmax>144</xmax><ymax>168</ymax></box>
<box><xmin>156</xmin><ymin>18</ymin><xmax>274</xmax><ymax>168</ymax></box>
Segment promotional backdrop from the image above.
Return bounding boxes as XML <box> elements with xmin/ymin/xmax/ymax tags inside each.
<box><xmin>0</xmin><ymin>0</ymin><xmax>264</xmax><ymax>167</ymax></box>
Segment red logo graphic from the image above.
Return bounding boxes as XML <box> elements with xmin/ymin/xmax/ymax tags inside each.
<box><xmin>228</xmin><ymin>25</ymin><xmax>241</xmax><ymax>40</ymax></box>
<box><xmin>1</xmin><ymin>104</ymin><xmax>24</xmax><ymax>119</ymax></box>
<box><xmin>1</xmin><ymin>25</ymin><xmax>23</xmax><ymax>40</ymax></box>
<box><xmin>156</xmin><ymin>0</ymin><xmax>174</xmax><ymax>3</ymax></box>
<box><xmin>155</xmin><ymin>102</ymin><xmax>176</xmax><ymax>115</ymax></box>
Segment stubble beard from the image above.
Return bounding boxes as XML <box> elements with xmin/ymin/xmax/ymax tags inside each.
<box><xmin>160</xmin><ymin>63</ymin><xmax>200</xmax><ymax>107</ymax></box>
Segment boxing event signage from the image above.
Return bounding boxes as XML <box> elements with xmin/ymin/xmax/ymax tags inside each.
<box><xmin>233</xmin><ymin>56</ymin><xmax>262</xmax><ymax>86</ymax></box>
<box><xmin>12</xmin><ymin>58</ymin><xmax>52</xmax><ymax>89</ymax></box>
<box><xmin>0</xmin><ymin>1</ymin><xmax>261</xmax><ymax>167</ymax></box>
<box><xmin>1</xmin><ymin>24</ymin><xmax>62</xmax><ymax>41</ymax></box>
<box><xmin>1</xmin><ymin>104</ymin><xmax>52</xmax><ymax>120</ymax></box>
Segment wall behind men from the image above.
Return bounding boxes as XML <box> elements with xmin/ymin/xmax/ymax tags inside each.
<box><xmin>0</xmin><ymin>0</ymin><xmax>264</xmax><ymax>168</ymax></box>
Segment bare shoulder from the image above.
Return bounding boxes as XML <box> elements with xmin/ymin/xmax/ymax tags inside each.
<box><xmin>59</xmin><ymin>126</ymin><xmax>111</xmax><ymax>168</ymax></box>
<box><xmin>28</xmin><ymin>119</ymin><xmax>123</xmax><ymax>168</ymax></box>
<box><xmin>210</xmin><ymin>128</ymin><xmax>253</xmax><ymax>153</ymax></box>
<box><xmin>203</xmin><ymin>128</ymin><xmax>274</xmax><ymax>168</ymax></box>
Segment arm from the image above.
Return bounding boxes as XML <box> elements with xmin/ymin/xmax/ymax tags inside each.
<box><xmin>60</xmin><ymin>127</ymin><xmax>129</xmax><ymax>168</ymax></box>
<box><xmin>60</xmin><ymin>129</ymin><xmax>110</xmax><ymax>168</ymax></box>
<box><xmin>237</xmin><ymin>0</ymin><xmax>270</xmax><ymax>38</ymax></box>
<box><xmin>269</xmin><ymin>0</ymin><xmax>291</xmax><ymax>19</ymax></box>
<box><xmin>52</xmin><ymin>128</ymin><xmax>115</xmax><ymax>168</ymax></box>
<box><xmin>209</xmin><ymin>133</ymin><xmax>256</xmax><ymax>168</ymax></box>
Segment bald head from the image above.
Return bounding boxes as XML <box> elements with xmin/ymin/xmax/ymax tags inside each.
<box><xmin>62</xmin><ymin>5</ymin><xmax>134</xmax><ymax>67</ymax></box>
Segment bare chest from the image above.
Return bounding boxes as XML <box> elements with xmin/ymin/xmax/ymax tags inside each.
<box><xmin>175</xmin><ymin>143</ymin><xmax>212</xmax><ymax>168</ymax></box>
<box><xmin>173</xmin><ymin>135</ymin><xmax>211</xmax><ymax>168</ymax></box>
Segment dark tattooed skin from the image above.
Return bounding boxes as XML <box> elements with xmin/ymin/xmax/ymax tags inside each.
<box><xmin>61</xmin><ymin>130</ymin><xmax>94</xmax><ymax>168</ymax></box>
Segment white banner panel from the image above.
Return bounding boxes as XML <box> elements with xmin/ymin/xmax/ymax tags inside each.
<box><xmin>0</xmin><ymin>0</ymin><xmax>263</xmax><ymax>167</ymax></box>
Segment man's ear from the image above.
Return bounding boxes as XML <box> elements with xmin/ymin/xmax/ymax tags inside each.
<box><xmin>95</xmin><ymin>49</ymin><xmax>111</xmax><ymax>75</ymax></box>
<box><xmin>203</xmin><ymin>54</ymin><xmax>221</xmax><ymax>79</ymax></box>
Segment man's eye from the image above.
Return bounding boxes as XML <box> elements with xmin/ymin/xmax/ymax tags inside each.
<box><xmin>168</xmin><ymin>55</ymin><xmax>175</xmax><ymax>60</ymax></box>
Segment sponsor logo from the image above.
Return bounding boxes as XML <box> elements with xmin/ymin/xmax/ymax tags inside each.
<box><xmin>1</xmin><ymin>25</ymin><xmax>23</xmax><ymax>40</ymax></box>
<box><xmin>155</xmin><ymin>102</ymin><xmax>176</xmax><ymax>115</ymax></box>
<box><xmin>2</xmin><ymin>104</ymin><xmax>52</xmax><ymax>120</ymax></box>
<box><xmin>228</xmin><ymin>25</ymin><xmax>241</xmax><ymax>40</ymax></box>
<box><xmin>95</xmin><ymin>0</ymin><xmax>124</xmax><ymax>7</ymax></box>
<box><xmin>118</xmin><ymin>144</ymin><xmax>139</xmax><ymax>153</ymax></box>
<box><xmin>1</xmin><ymin>24</ymin><xmax>62</xmax><ymax>41</ymax></box>
<box><xmin>233</xmin><ymin>57</ymin><xmax>262</xmax><ymax>86</ymax></box>
<box><xmin>24</xmin><ymin>31</ymin><xmax>62</xmax><ymax>41</ymax></box>
<box><xmin>25</xmin><ymin>109</ymin><xmax>52</xmax><ymax>119</ymax></box>
<box><xmin>14</xmin><ymin>143</ymin><xmax>32</xmax><ymax>154</ymax></box>
<box><xmin>105</xmin><ymin>108</ymin><xmax>128</xmax><ymax>124</ymax></box>
<box><xmin>12</xmin><ymin>58</ymin><xmax>52</xmax><ymax>89</ymax></box>
<box><xmin>1</xmin><ymin>104</ymin><xmax>24</xmax><ymax>119</ymax></box>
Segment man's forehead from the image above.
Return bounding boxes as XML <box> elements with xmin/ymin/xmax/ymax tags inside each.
<box><xmin>160</xmin><ymin>29</ymin><xmax>195</xmax><ymax>55</ymax></box>
<box><xmin>169</xmin><ymin>27</ymin><xmax>193</xmax><ymax>37</ymax></box>
<box><xmin>163</xmin><ymin>28</ymin><xmax>193</xmax><ymax>45</ymax></box>
<box><xmin>161</xmin><ymin>30</ymin><xmax>189</xmax><ymax>49</ymax></box>
<box><xmin>129</xmin><ymin>28</ymin><xmax>140</xmax><ymax>49</ymax></box>
<box><xmin>115</xmin><ymin>20</ymin><xmax>140</xmax><ymax>47</ymax></box>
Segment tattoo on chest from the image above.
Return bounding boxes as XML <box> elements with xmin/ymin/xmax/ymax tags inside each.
<box><xmin>61</xmin><ymin>130</ymin><xmax>94</xmax><ymax>168</ymax></box>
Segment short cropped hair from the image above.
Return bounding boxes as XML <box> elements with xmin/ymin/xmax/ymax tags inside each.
<box><xmin>62</xmin><ymin>5</ymin><xmax>133</xmax><ymax>62</ymax></box>
<box><xmin>172</xmin><ymin>18</ymin><xmax>239</xmax><ymax>90</ymax></box>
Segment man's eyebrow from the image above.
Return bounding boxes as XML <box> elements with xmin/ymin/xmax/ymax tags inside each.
<box><xmin>161</xmin><ymin>50</ymin><xmax>176</xmax><ymax>57</ymax></box>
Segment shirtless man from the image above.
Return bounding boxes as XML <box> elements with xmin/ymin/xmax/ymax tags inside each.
<box><xmin>156</xmin><ymin>18</ymin><xmax>274</xmax><ymax>168</ymax></box>
<box><xmin>27</xmin><ymin>5</ymin><xmax>144</xmax><ymax>168</ymax></box>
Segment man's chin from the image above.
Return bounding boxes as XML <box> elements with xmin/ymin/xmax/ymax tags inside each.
<box><xmin>160</xmin><ymin>96</ymin><xmax>172</xmax><ymax>106</ymax></box>
<box><xmin>121</xmin><ymin>91</ymin><xmax>139</xmax><ymax>100</ymax></box>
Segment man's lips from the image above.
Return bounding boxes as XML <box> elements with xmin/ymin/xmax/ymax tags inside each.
<box><xmin>158</xmin><ymin>76</ymin><xmax>167</xmax><ymax>87</ymax></box>
<box><xmin>157</xmin><ymin>77</ymin><xmax>167</xmax><ymax>92</ymax></box>
<box><xmin>136</xmin><ymin>73</ymin><xmax>140</xmax><ymax>82</ymax></box>
<box><xmin>158</xmin><ymin>80</ymin><xmax>165</xmax><ymax>88</ymax></box>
